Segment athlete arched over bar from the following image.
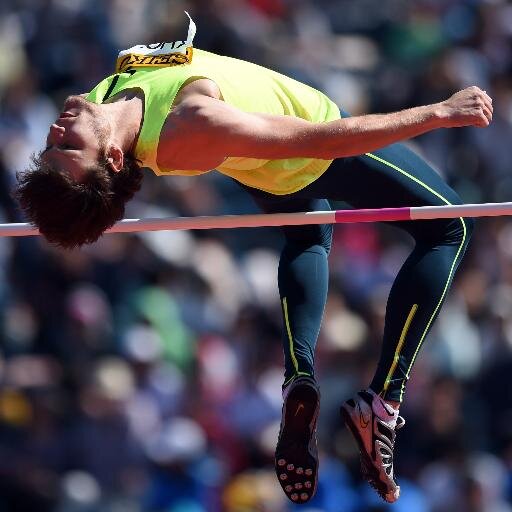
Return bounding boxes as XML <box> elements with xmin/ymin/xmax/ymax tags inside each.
<box><xmin>15</xmin><ymin>14</ymin><xmax>493</xmax><ymax>505</ymax></box>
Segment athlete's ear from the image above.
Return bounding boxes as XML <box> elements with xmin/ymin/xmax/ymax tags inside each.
<box><xmin>106</xmin><ymin>144</ymin><xmax>124</xmax><ymax>173</ymax></box>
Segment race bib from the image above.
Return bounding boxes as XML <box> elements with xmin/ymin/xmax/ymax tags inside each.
<box><xmin>115</xmin><ymin>11</ymin><xmax>196</xmax><ymax>72</ymax></box>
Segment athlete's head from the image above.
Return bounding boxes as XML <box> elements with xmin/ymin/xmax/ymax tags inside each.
<box><xmin>15</xmin><ymin>95</ymin><xmax>143</xmax><ymax>249</ymax></box>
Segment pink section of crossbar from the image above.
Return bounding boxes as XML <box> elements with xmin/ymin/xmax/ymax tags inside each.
<box><xmin>335</xmin><ymin>207</ymin><xmax>412</xmax><ymax>223</ymax></box>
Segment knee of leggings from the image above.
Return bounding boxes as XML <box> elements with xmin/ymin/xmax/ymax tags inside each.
<box><xmin>461</xmin><ymin>216</ymin><xmax>475</xmax><ymax>245</ymax></box>
<box><xmin>449</xmin><ymin>215</ymin><xmax>474</xmax><ymax>248</ymax></box>
<box><xmin>443</xmin><ymin>193</ymin><xmax>475</xmax><ymax>247</ymax></box>
<box><xmin>282</xmin><ymin>223</ymin><xmax>333</xmax><ymax>255</ymax></box>
<box><xmin>413</xmin><ymin>215</ymin><xmax>474</xmax><ymax>248</ymax></box>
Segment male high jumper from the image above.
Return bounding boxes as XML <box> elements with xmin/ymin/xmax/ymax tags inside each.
<box><xmin>16</xmin><ymin>16</ymin><xmax>493</xmax><ymax>504</ymax></box>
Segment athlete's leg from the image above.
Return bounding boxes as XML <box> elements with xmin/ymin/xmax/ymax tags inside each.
<box><xmin>244</xmin><ymin>189</ymin><xmax>332</xmax><ymax>504</ymax></box>
<box><xmin>245</xmin><ymin>189</ymin><xmax>332</xmax><ymax>385</ymax></box>
<box><xmin>303</xmin><ymin>143</ymin><xmax>474</xmax><ymax>502</ymax></box>
<box><xmin>304</xmin><ymin>143</ymin><xmax>474</xmax><ymax>403</ymax></box>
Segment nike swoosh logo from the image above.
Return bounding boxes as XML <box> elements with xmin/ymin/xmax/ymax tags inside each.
<box><xmin>357</xmin><ymin>403</ymin><xmax>370</xmax><ymax>428</ymax></box>
<box><xmin>379</xmin><ymin>398</ymin><xmax>397</xmax><ymax>418</ymax></box>
<box><xmin>294</xmin><ymin>403</ymin><xmax>304</xmax><ymax>417</ymax></box>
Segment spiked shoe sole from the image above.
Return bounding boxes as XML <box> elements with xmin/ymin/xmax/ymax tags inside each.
<box><xmin>275</xmin><ymin>381</ymin><xmax>319</xmax><ymax>504</ymax></box>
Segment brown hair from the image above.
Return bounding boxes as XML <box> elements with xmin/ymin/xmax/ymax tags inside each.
<box><xmin>15</xmin><ymin>152</ymin><xmax>143</xmax><ymax>249</ymax></box>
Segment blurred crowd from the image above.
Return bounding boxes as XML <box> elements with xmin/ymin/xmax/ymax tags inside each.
<box><xmin>1</xmin><ymin>0</ymin><xmax>512</xmax><ymax>511</ymax></box>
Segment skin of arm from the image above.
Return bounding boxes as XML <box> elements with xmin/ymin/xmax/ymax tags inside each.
<box><xmin>159</xmin><ymin>85</ymin><xmax>493</xmax><ymax>169</ymax></box>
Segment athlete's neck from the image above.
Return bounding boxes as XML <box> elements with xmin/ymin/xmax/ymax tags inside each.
<box><xmin>103</xmin><ymin>92</ymin><xmax>144</xmax><ymax>153</ymax></box>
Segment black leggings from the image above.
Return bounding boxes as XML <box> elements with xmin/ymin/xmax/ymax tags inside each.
<box><xmin>245</xmin><ymin>142</ymin><xmax>474</xmax><ymax>402</ymax></box>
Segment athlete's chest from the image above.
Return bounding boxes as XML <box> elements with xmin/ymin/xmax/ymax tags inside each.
<box><xmin>156</xmin><ymin>79</ymin><xmax>224</xmax><ymax>171</ymax></box>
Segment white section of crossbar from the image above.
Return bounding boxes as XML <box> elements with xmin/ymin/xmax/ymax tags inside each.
<box><xmin>409</xmin><ymin>202</ymin><xmax>512</xmax><ymax>220</ymax></box>
<box><xmin>0</xmin><ymin>211</ymin><xmax>338</xmax><ymax>237</ymax></box>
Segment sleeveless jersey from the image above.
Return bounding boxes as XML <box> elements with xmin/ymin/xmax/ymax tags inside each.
<box><xmin>86</xmin><ymin>49</ymin><xmax>341</xmax><ymax>195</ymax></box>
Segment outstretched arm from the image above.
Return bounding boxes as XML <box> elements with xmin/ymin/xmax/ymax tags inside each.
<box><xmin>169</xmin><ymin>86</ymin><xmax>492</xmax><ymax>163</ymax></box>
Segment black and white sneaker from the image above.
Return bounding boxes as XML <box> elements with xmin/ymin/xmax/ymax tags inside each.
<box><xmin>340</xmin><ymin>390</ymin><xmax>405</xmax><ymax>503</ymax></box>
<box><xmin>275</xmin><ymin>376</ymin><xmax>320</xmax><ymax>504</ymax></box>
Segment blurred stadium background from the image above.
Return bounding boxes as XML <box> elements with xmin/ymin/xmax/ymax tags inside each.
<box><xmin>1</xmin><ymin>0</ymin><xmax>512</xmax><ymax>511</ymax></box>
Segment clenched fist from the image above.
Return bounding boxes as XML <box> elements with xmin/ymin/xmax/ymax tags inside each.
<box><xmin>438</xmin><ymin>86</ymin><xmax>493</xmax><ymax>128</ymax></box>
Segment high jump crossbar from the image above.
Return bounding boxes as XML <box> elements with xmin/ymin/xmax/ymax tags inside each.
<box><xmin>3</xmin><ymin>202</ymin><xmax>512</xmax><ymax>237</ymax></box>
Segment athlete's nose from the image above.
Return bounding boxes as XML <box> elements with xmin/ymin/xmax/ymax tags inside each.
<box><xmin>48</xmin><ymin>123</ymin><xmax>65</xmax><ymax>142</ymax></box>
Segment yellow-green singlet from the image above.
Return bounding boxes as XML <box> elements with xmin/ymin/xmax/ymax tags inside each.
<box><xmin>86</xmin><ymin>48</ymin><xmax>340</xmax><ymax>195</ymax></box>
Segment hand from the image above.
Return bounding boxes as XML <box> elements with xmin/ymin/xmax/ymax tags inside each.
<box><xmin>439</xmin><ymin>86</ymin><xmax>493</xmax><ymax>128</ymax></box>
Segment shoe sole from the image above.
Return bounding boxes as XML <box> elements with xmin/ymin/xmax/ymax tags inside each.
<box><xmin>275</xmin><ymin>383</ymin><xmax>319</xmax><ymax>504</ymax></box>
<box><xmin>340</xmin><ymin>405</ymin><xmax>396</xmax><ymax>503</ymax></box>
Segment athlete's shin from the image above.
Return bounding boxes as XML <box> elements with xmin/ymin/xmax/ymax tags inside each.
<box><xmin>370</xmin><ymin>216</ymin><xmax>474</xmax><ymax>402</ymax></box>
<box><xmin>279</xmin><ymin>243</ymin><xmax>329</xmax><ymax>386</ymax></box>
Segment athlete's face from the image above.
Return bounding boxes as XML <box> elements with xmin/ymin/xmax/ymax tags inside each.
<box><xmin>42</xmin><ymin>95</ymin><xmax>110</xmax><ymax>182</ymax></box>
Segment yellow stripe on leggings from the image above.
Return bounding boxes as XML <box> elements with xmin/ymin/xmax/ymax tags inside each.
<box><xmin>365</xmin><ymin>152</ymin><xmax>468</xmax><ymax>402</ymax></box>
<box><xmin>382</xmin><ymin>304</ymin><xmax>418</xmax><ymax>394</ymax></box>
<box><xmin>282</xmin><ymin>297</ymin><xmax>299</xmax><ymax>374</ymax></box>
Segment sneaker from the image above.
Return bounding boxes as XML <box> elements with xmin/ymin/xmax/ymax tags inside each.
<box><xmin>275</xmin><ymin>376</ymin><xmax>320</xmax><ymax>504</ymax></box>
<box><xmin>340</xmin><ymin>390</ymin><xmax>405</xmax><ymax>503</ymax></box>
